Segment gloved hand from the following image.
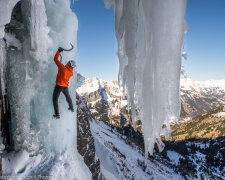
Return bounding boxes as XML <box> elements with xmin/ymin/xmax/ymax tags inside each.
<box><xmin>58</xmin><ymin>47</ymin><xmax>64</xmax><ymax>52</ymax></box>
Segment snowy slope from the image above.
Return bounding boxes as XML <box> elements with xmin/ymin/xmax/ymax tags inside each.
<box><xmin>90</xmin><ymin>120</ymin><xmax>182</xmax><ymax>180</ymax></box>
<box><xmin>2</xmin><ymin>149</ymin><xmax>92</xmax><ymax>180</ymax></box>
<box><xmin>90</xmin><ymin>119</ymin><xmax>225</xmax><ymax>179</ymax></box>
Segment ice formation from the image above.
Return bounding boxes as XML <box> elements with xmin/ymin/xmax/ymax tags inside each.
<box><xmin>0</xmin><ymin>0</ymin><xmax>92</xmax><ymax>178</ymax></box>
<box><xmin>106</xmin><ymin>0</ymin><xmax>187</xmax><ymax>155</ymax></box>
<box><xmin>0</xmin><ymin>0</ymin><xmax>78</xmax><ymax>154</ymax></box>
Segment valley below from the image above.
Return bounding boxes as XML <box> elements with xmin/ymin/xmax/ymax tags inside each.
<box><xmin>75</xmin><ymin>74</ymin><xmax>225</xmax><ymax>179</ymax></box>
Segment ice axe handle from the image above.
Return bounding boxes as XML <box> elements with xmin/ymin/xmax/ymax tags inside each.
<box><xmin>63</xmin><ymin>43</ymin><xmax>74</xmax><ymax>51</ymax></box>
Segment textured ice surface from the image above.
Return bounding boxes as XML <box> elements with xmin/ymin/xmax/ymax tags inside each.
<box><xmin>0</xmin><ymin>39</ymin><xmax>7</xmax><ymax>113</ymax></box>
<box><xmin>0</xmin><ymin>0</ymin><xmax>20</xmax><ymax>38</ymax></box>
<box><xmin>1</xmin><ymin>0</ymin><xmax>91</xmax><ymax>178</ymax></box>
<box><xmin>0</xmin><ymin>0</ymin><xmax>78</xmax><ymax>154</ymax></box>
<box><xmin>2</xmin><ymin>150</ymin><xmax>92</xmax><ymax>180</ymax></box>
<box><xmin>106</xmin><ymin>0</ymin><xmax>187</xmax><ymax>155</ymax></box>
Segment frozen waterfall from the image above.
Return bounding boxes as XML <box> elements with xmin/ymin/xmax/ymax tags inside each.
<box><xmin>106</xmin><ymin>0</ymin><xmax>187</xmax><ymax>155</ymax></box>
<box><xmin>0</xmin><ymin>0</ymin><xmax>92</xmax><ymax>179</ymax></box>
<box><xmin>0</xmin><ymin>0</ymin><xmax>78</xmax><ymax>154</ymax></box>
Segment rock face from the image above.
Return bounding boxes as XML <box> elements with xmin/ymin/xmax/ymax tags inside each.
<box><xmin>76</xmin><ymin>94</ymin><xmax>103</xmax><ymax>180</ymax></box>
<box><xmin>77</xmin><ymin>74</ymin><xmax>130</xmax><ymax>127</ymax></box>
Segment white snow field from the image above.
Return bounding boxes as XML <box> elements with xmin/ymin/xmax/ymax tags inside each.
<box><xmin>0</xmin><ymin>0</ymin><xmax>91</xmax><ymax>179</ymax></box>
<box><xmin>90</xmin><ymin>119</ymin><xmax>183</xmax><ymax>180</ymax></box>
<box><xmin>2</xmin><ymin>149</ymin><xmax>91</xmax><ymax>180</ymax></box>
<box><xmin>105</xmin><ymin>0</ymin><xmax>187</xmax><ymax>155</ymax></box>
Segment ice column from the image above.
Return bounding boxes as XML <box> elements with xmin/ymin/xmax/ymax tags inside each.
<box><xmin>1</xmin><ymin>0</ymin><xmax>78</xmax><ymax>154</ymax></box>
<box><xmin>0</xmin><ymin>0</ymin><xmax>20</xmax><ymax>39</ymax></box>
<box><xmin>107</xmin><ymin>0</ymin><xmax>187</xmax><ymax>155</ymax></box>
<box><xmin>0</xmin><ymin>0</ymin><xmax>20</xmax><ymax>113</ymax></box>
<box><xmin>44</xmin><ymin>0</ymin><xmax>78</xmax><ymax>153</ymax></box>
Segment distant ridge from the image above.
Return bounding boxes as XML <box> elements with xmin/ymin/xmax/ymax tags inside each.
<box><xmin>77</xmin><ymin>75</ymin><xmax>225</xmax><ymax>127</ymax></box>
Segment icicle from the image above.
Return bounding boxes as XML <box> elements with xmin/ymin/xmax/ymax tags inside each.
<box><xmin>0</xmin><ymin>0</ymin><xmax>20</xmax><ymax>114</ymax></box>
<box><xmin>0</xmin><ymin>40</ymin><xmax>7</xmax><ymax>113</ymax></box>
<box><xmin>29</xmin><ymin>0</ymin><xmax>50</xmax><ymax>62</ymax></box>
<box><xmin>108</xmin><ymin>0</ymin><xmax>187</xmax><ymax>155</ymax></box>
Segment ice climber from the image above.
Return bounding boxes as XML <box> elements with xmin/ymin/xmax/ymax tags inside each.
<box><xmin>52</xmin><ymin>47</ymin><xmax>76</xmax><ymax>119</ymax></box>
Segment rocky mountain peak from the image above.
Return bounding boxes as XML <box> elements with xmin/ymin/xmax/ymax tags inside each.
<box><xmin>77</xmin><ymin>75</ymin><xmax>225</xmax><ymax>128</ymax></box>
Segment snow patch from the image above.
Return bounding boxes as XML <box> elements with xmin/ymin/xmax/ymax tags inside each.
<box><xmin>214</xmin><ymin>112</ymin><xmax>225</xmax><ymax>118</ymax></box>
<box><xmin>167</xmin><ymin>151</ymin><xmax>184</xmax><ymax>166</ymax></box>
<box><xmin>90</xmin><ymin>120</ymin><xmax>182</xmax><ymax>179</ymax></box>
<box><xmin>2</xmin><ymin>149</ymin><xmax>92</xmax><ymax>180</ymax></box>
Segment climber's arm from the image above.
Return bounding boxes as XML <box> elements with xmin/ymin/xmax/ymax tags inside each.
<box><xmin>54</xmin><ymin>50</ymin><xmax>64</xmax><ymax>68</ymax></box>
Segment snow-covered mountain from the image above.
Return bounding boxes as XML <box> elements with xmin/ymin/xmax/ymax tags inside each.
<box><xmin>77</xmin><ymin>74</ymin><xmax>225</xmax><ymax>127</ymax></box>
<box><xmin>180</xmin><ymin>78</ymin><xmax>225</xmax><ymax>121</ymax></box>
<box><xmin>77</xmin><ymin>74</ymin><xmax>130</xmax><ymax>127</ymax></box>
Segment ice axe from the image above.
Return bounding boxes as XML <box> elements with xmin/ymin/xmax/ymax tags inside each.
<box><xmin>59</xmin><ymin>43</ymin><xmax>74</xmax><ymax>62</ymax></box>
<box><xmin>62</xmin><ymin>43</ymin><xmax>74</xmax><ymax>51</ymax></box>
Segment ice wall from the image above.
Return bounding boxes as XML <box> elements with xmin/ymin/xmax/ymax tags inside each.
<box><xmin>44</xmin><ymin>0</ymin><xmax>78</xmax><ymax>153</ymax></box>
<box><xmin>106</xmin><ymin>0</ymin><xmax>187</xmax><ymax>155</ymax></box>
<box><xmin>0</xmin><ymin>0</ymin><xmax>21</xmax><ymax>39</ymax></box>
<box><xmin>0</xmin><ymin>0</ymin><xmax>78</xmax><ymax>154</ymax></box>
<box><xmin>0</xmin><ymin>0</ymin><xmax>20</xmax><ymax>114</ymax></box>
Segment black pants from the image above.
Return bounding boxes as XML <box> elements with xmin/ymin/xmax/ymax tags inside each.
<box><xmin>53</xmin><ymin>84</ymin><xmax>73</xmax><ymax>115</ymax></box>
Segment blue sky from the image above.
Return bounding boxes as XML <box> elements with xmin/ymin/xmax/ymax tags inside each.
<box><xmin>71</xmin><ymin>0</ymin><xmax>118</xmax><ymax>81</ymax></box>
<box><xmin>71</xmin><ymin>0</ymin><xmax>225</xmax><ymax>81</ymax></box>
<box><xmin>184</xmin><ymin>0</ymin><xmax>225</xmax><ymax>80</ymax></box>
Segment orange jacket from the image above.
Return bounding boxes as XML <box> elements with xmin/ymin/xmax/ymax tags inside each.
<box><xmin>54</xmin><ymin>51</ymin><xmax>73</xmax><ymax>87</ymax></box>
